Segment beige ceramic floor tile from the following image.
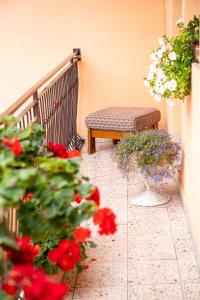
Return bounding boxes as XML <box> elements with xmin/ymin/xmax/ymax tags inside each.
<box><xmin>128</xmin><ymin>284</ymin><xmax>183</xmax><ymax>300</ymax></box>
<box><xmin>128</xmin><ymin>260</ymin><xmax>180</xmax><ymax>285</ymax></box>
<box><xmin>76</xmin><ymin>262</ymin><xmax>127</xmax><ymax>287</ymax></box>
<box><xmin>128</xmin><ymin>220</ymin><xmax>172</xmax><ymax>241</ymax></box>
<box><xmin>79</xmin><ymin>142</ymin><xmax>200</xmax><ymax>299</ymax></box>
<box><xmin>73</xmin><ymin>285</ymin><xmax>127</xmax><ymax>300</ymax></box>
<box><xmin>170</xmin><ymin>219</ymin><xmax>191</xmax><ymax>241</ymax></box>
<box><xmin>128</xmin><ymin>206</ymin><xmax>169</xmax><ymax>222</ymax></box>
<box><xmin>182</xmin><ymin>283</ymin><xmax>200</xmax><ymax>300</ymax></box>
<box><xmin>178</xmin><ymin>254</ymin><xmax>200</xmax><ymax>283</ymax></box>
<box><xmin>173</xmin><ymin>235</ymin><xmax>195</xmax><ymax>258</ymax></box>
<box><xmin>87</xmin><ymin>224</ymin><xmax>127</xmax><ymax>262</ymax></box>
<box><xmin>128</xmin><ymin>237</ymin><xmax>176</xmax><ymax>260</ymax></box>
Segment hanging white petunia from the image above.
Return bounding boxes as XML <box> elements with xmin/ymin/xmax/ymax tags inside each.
<box><xmin>176</xmin><ymin>17</ymin><xmax>183</xmax><ymax>25</ymax></box>
<box><xmin>157</xmin><ymin>49</ymin><xmax>163</xmax><ymax>59</ymax></box>
<box><xmin>158</xmin><ymin>37</ymin><xmax>165</xmax><ymax>47</ymax></box>
<box><xmin>168</xmin><ymin>52</ymin><xmax>177</xmax><ymax>61</ymax></box>
<box><xmin>150</xmin><ymin>52</ymin><xmax>157</xmax><ymax>61</ymax></box>
<box><xmin>154</xmin><ymin>94</ymin><xmax>161</xmax><ymax>102</ymax></box>
<box><xmin>147</xmin><ymin>72</ymin><xmax>154</xmax><ymax>80</ymax></box>
<box><xmin>149</xmin><ymin>64</ymin><xmax>157</xmax><ymax>73</ymax></box>
<box><xmin>144</xmin><ymin>80</ymin><xmax>150</xmax><ymax>88</ymax></box>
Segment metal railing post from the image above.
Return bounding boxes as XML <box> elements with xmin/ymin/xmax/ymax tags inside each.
<box><xmin>33</xmin><ymin>91</ymin><xmax>41</xmax><ymax>124</ymax></box>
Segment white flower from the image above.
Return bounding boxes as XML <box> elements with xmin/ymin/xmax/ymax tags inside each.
<box><xmin>147</xmin><ymin>72</ymin><xmax>154</xmax><ymax>80</ymax></box>
<box><xmin>169</xmin><ymin>79</ymin><xmax>177</xmax><ymax>91</ymax></box>
<box><xmin>155</xmin><ymin>84</ymin><xmax>165</xmax><ymax>95</ymax></box>
<box><xmin>154</xmin><ymin>94</ymin><xmax>161</xmax><ymax>102</ymax></box>
<box><xmin>156</xmin><ymin>68</ymin><xmax>166</xmax><ymax>82</ymax></box>
<box><xmin>161</xmin><ymin>44</ymin><xmax>167</xmax><ymax>52</ymax></box>
<box><xmin>176</xmin><ymin>17</ymin><xmax>183</xmax><ymax>25</ymax></box>
<box><xmin>156</xmin><ymin>68</ymin><xmax>164</xmax><ymax>76</ymax></box>
<box><xmin>168</xmin><ymin>51</ymin><xmax>177</xmax><ymax>61</ymax></box>
<box><xmin>149</xmin><ymin>63</ymin><xmax>157</xmax><ymax>73</ymax></box>
<box><xmin>150</xmin><ymin>52</ymin><xmax>157</xmax><ymax>61</ymax></box>
<box><xmin>167</xmin><ymin>98</ymin><xmax>175</xmax><ymax>106</ymax></box>
<box><xmin>149</xmin><ymin>89</ymin><xmax>155</xmax><ymax>97</ymax></box>
<box><xmin>165</xmin><ymin>79</ymin><xmax>177</xmax><ymax>91</ymax></box>
<box><xmin>144</xmin><ymin>79</ymin><xmax>150</xmax><ymax>87</ymax></box>
<box><xmin>155</xmin><ymin>79</ymin><xmax>165</xmax><ymax>95</ymax></box>
<box><xmin>158</xmin><ymin>37</ymin><xmax>165</xmax><ymax>47</ymax></box>
<box><xmin>157</xmin><ymin>49</ymin><xmax>163</xmax><ymax>59</ymax></box>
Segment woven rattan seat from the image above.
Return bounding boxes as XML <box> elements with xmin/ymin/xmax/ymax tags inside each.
<box><xmin>85</xmin><ymin>106</ymin><xmax>161</xmax><ymax>154</ymax></box>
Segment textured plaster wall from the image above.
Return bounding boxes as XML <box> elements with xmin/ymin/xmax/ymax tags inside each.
<box><xmin>0</xmin><ymin>0</ymin><xmax>166</xmax><ymax>135</ymax></box>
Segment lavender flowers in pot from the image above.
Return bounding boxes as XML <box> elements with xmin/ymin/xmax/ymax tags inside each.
<box><xmin>115</xmin><ymin>129</ymin><xmax>181</xmax><ymax>206</ymax></box>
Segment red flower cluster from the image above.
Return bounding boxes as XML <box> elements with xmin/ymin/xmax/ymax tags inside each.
<box><xmin>86</xmin><ymin>186</ymin><xmax>100</xmax><ymax>206</ymax></box>
<box><xmin>22</xmin><ymin>193</ymin><xmax>33</xmax><ymax>201</ymax></box>
<box><xmin>2</xmin><ymin>265</ymin><xmax>68</xmax><ymax>300</ymax></box>
<box><xmin>2</xmin><ymin>137</ymin><xmax>22</xmax><ymax>156</ymax></box>
<box><xmin>93</xmin><ymin>208</ymin><xmax>117</xmax><ymax>235</ymax></box>
<box><xmin>48</xmin><ymin>143</ymin><xmax>81</xmax><ymax>159</ymax></box>
<box><xmin>73</xmin><ymin>186</ymin><xmax>100</xmax><ymax>206</ymax></box>
<box><xmin>68</xmin><ymin>149</ymin><xmax>81</xmax><ymax>158</ymax></box>
<box><xmin>47</xmin><ymin>240</ymin><xmax>81</xmax><ymax>272</ymax></box>
<box><xmin>73</xmin><ymin>227</ymin><xmax>91</xmax><ymax>243</ymax></box>
<box><xmin>73</xmin><ymin>193</ymin><xmax>82</xmax><ymax>204</ymax></box>
<box><xmin>6</xmin><ymin>237</ymin><xmax>39</xmax><ymax>265</ymax></box>
<box><xmin>48</xmin><ymin>143</ymin><xmax>68</xmax><ymax>158</ymax></box>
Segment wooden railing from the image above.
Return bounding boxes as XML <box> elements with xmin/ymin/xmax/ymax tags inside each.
<box><xmin>1</xmin><ymin>49</ymin><xmax>82</xmax><ymax>236</ymax></box>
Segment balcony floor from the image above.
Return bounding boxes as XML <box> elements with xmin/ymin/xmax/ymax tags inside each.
<box><xmin>65</xmin><ymin>140</ymin><xmax>200</xmax><ymax>300</ymax></box>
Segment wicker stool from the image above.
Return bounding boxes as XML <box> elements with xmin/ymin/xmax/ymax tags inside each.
<box><xmin>85</xmin><ymin>107</ymin><xmax>161</xmax><ymax>154</ymax></box>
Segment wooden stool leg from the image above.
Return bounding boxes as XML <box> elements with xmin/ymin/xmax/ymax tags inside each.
<box><xmin>113</xmin><ymin>139</ymin><xmax>119</xmax><ymax>144</ymax></box>
<box><xmin>152</xmin><ymin>123</ymin><xmax>158</xmax><ymax>129</ymax></box>
<box><xmin>88</xmin><ymin>129</ymin><xmax>96</xmax><ymax>154</ymax></box>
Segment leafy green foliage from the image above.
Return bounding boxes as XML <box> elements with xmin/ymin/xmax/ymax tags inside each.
<box><xmin>0</xmin><ymin>117</ymin><xmax>97</xmax><ymax>275</ymax></box>
<box><xmin>144</xmin><ymin>15</ymin><xmax>199</xmax><ymax>102</ymax></box>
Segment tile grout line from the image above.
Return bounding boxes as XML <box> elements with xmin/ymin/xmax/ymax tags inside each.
<box><xmin>126</xmin><ymin>175</ymin><xmax>129</xmax><ymax>299</ymax></box>
<box><xmin>166</xmin><ymin>192</ymin><xmax>185</xmax><ymax>300</ymax></box>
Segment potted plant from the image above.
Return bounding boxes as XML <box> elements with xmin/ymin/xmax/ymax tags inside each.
<box><xmin>115</xmin><ymin>129</ymin><xmax>180</xmax><ymax>206</ymax></box>
<box><xmin>0</xmin><ymin>117</ymin><xmax>117</xmax><ymax>300</ymax></box>
<box><xmin>144</xmin><ymin>15</ymin><xmax>199</xmax><ymax>105</ymax></box>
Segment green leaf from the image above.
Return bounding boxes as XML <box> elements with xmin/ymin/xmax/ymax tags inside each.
<box><xmin>0</xmin><ymin>236</ymin><xmax>18</xmax><ymax>249</ymax></box>
<box><xmin>88</xmin><ymin>241</ymin><xmax>97</xmax><ymax>248</ymax></box>
<box><xmin>0</xmin><ymin>290</ymin><xmax>11</xmax><ymax>300</ymax></box>
<box><xmin>18</xmin><ymin>126</ymin><xmax>32</xmax><ymax>140</ymax></box>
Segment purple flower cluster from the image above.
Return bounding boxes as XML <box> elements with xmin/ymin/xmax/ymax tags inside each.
<box><xmin>116</xmin><ymin>129</ymin><xmax>181</xmax><ymax>184</ymax></box>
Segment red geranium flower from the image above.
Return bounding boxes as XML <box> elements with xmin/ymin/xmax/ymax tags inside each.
<box><xmin>22</xmin><ymin>193</ymin><xmax>33</xmax><ymax>201</ymax></box>
<box><xmin>47</xmin><ymin>240</ymin><xmax>81</xmax><ymax>272</ymax></box>
<box><xmin>48</xmin><ymin>143</ymin><xmax>68</xmax><ymax>158</ymax></box>
<box><xmin>6</xmin><ymin>237</ymin><xmax>39</xmax><ymax>265</ymax></box>
<box><xmin>2</xmin><ymin>265</ymin><xmax>68</xmax><ymax>300</ymax></box>
<box><xmin>2</xmin><ymin>137</ymin><xmax>22</xmax><ymax>156</ymax></box>
<box><xmin>86</xmin><ymin>186</ymin><xmax>100</xmax><ymax>206</ymax></box>
<box><xmin>73</xmin><ymin>193</ymin><xmax>82</xmax><ymax>204</ymax></box>
<box><xmin>81</xmin><ymin>262</ymin><xmax>89</xmax><ymax>269</ymax></box>
<box><xmin>68</xmin><ymin>149</ymin><xmax>81</xmax><ymax>158</ymax></box>
<box><xmin>73</xmin><ymin>227</ymin><xmax>91</xmax><ymax>243</ymax></box>
<box><xmin>2</xmin><ymin>283</ymin><xmax>17</xmax><ymax>295</ymax></box>
<box><xmin>93</xmin><ymin>208</ymin><xmax>117</xmax><ymax>235</ymax></box>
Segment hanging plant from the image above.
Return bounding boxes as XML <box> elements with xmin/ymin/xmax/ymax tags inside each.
<box><xmin>144</xmin><ymin>15</ymin><xmax>199</xmax><ymax>105</ymax></box>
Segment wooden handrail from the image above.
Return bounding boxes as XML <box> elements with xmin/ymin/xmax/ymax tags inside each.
<box><xmin>2</xmin><ymin>51</ymin><xmax>80</xmax><ymax>116</ymax></box>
